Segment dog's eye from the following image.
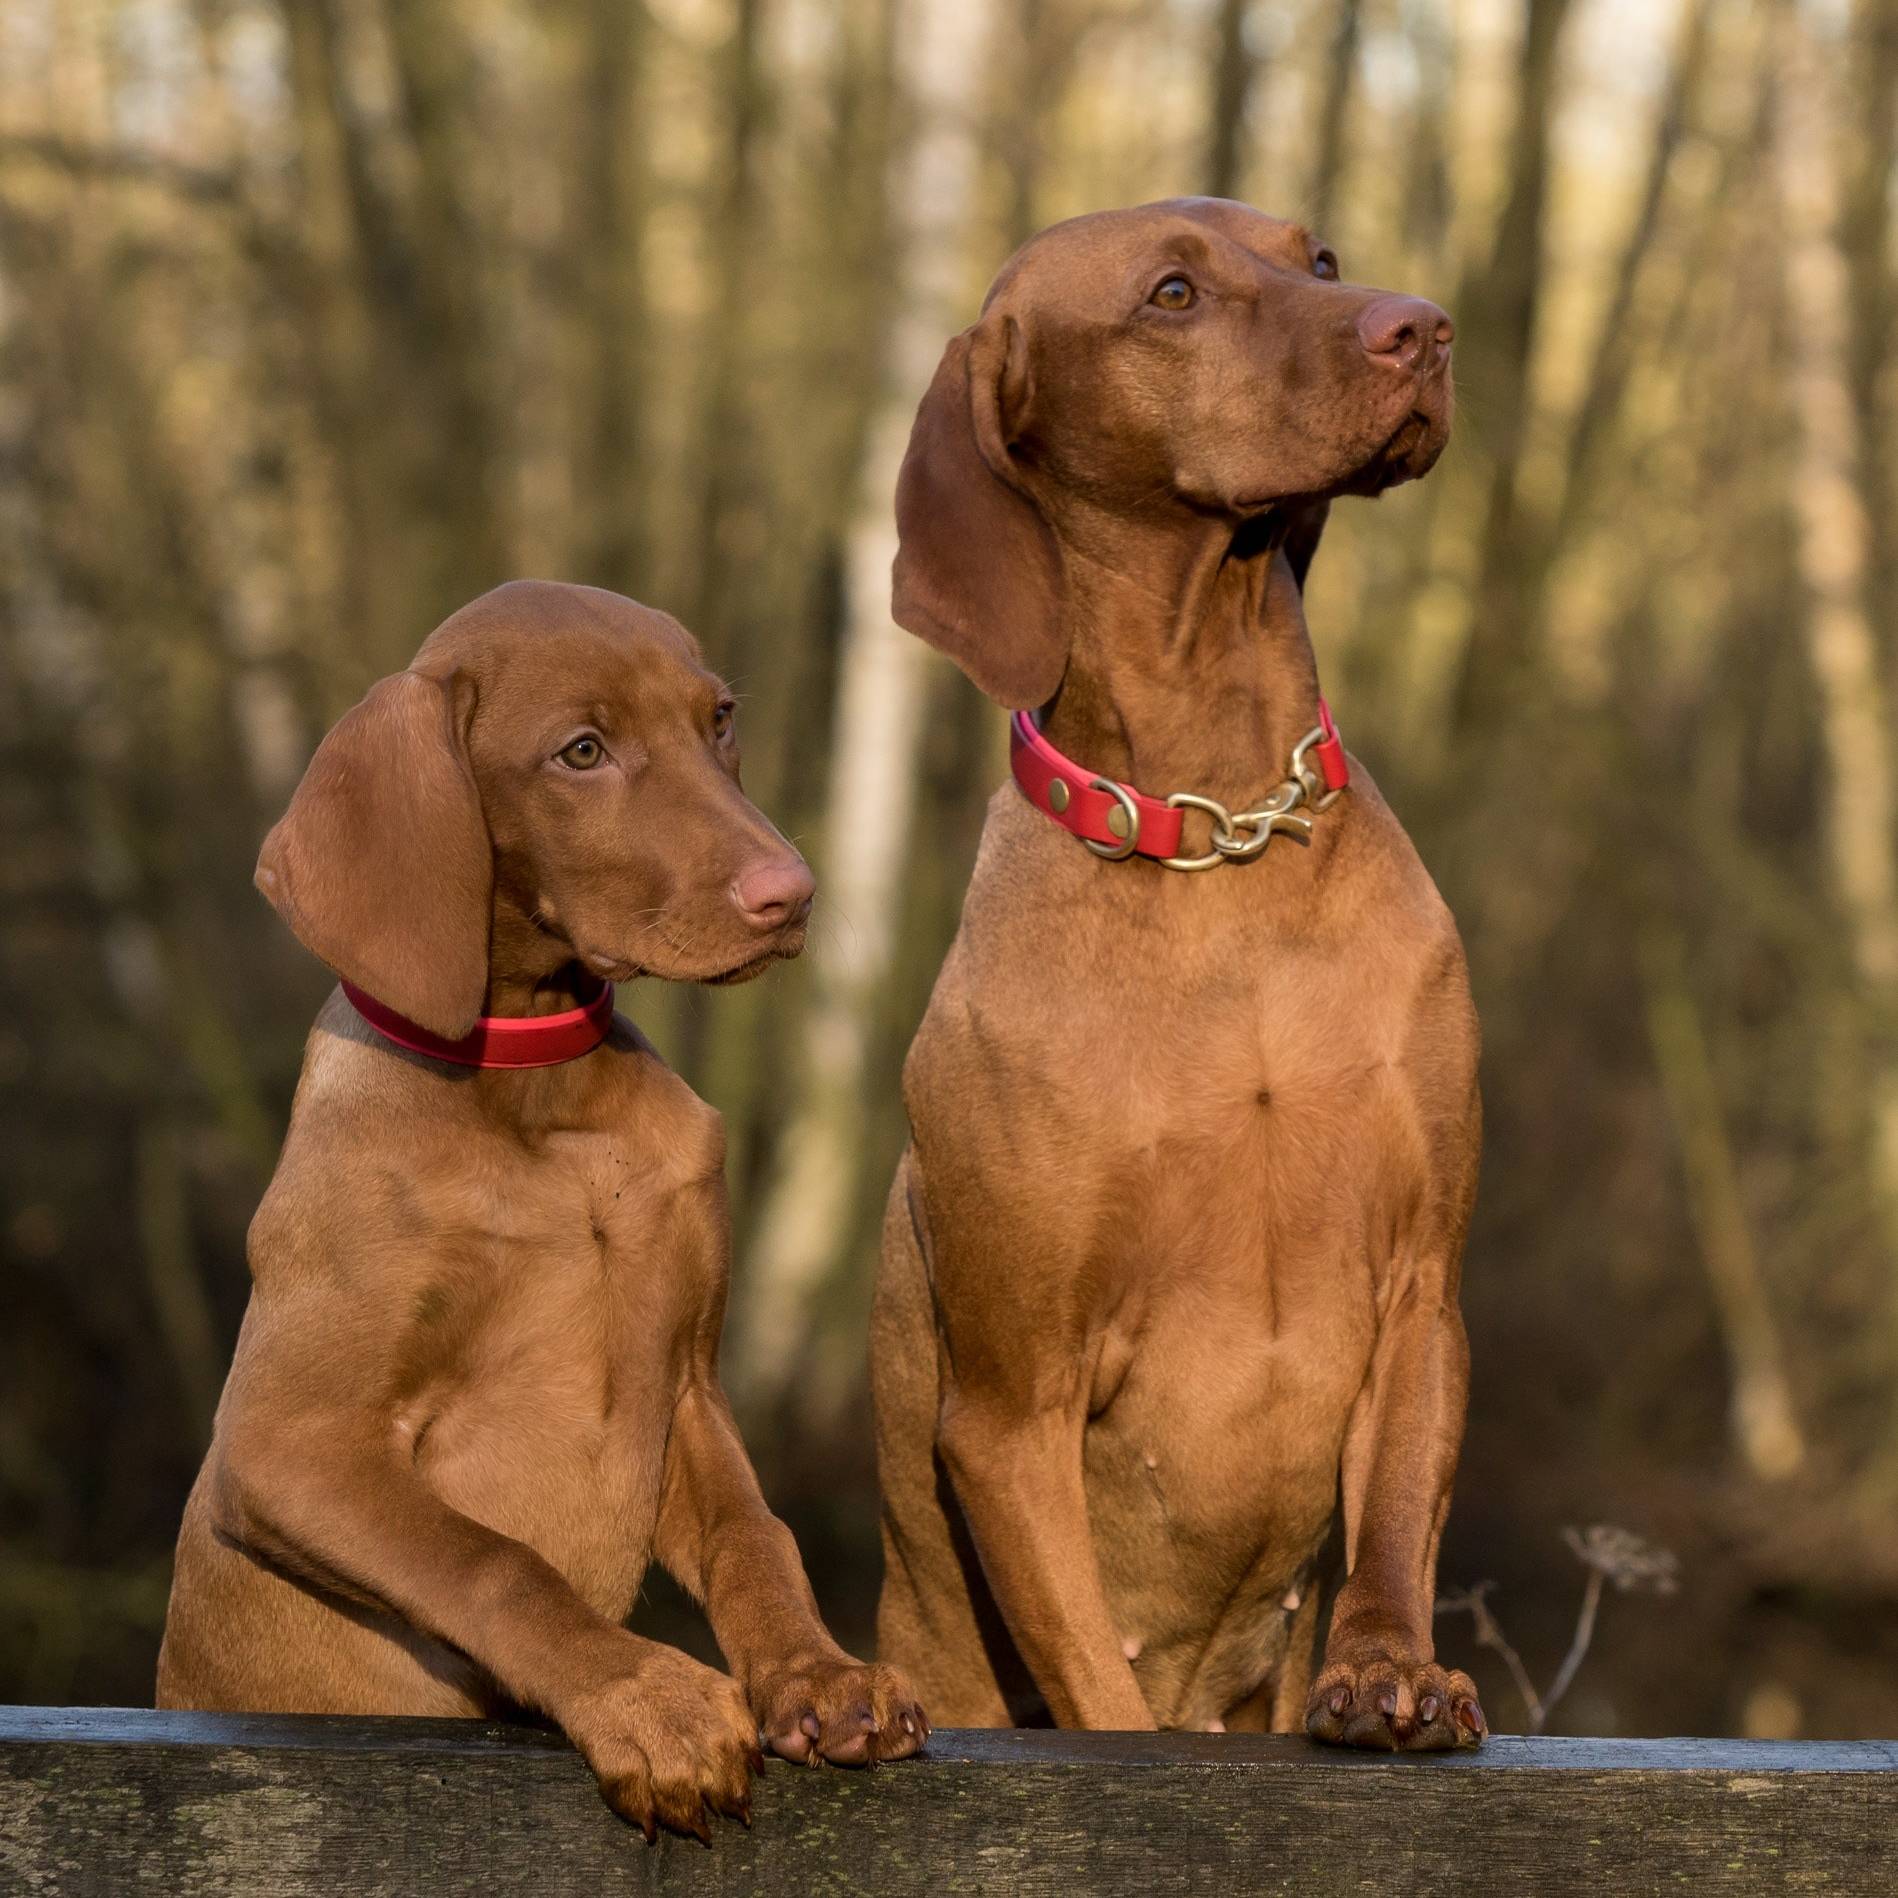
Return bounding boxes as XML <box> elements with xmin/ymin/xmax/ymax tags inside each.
<box><xmin>557</xmin><ymin>735</ymin><xmax>604</xmax><ymax>770</ymax></box>
<box><xmin>1151</xmin><ymin>276</ymin><xmax>1195</xmax><ymax>311</ymax></box>
<box><xmin>1313</xmin><ymin>249</ymin><xmax>1340</xmax><ymax>281</ymax></box>
<box><xmin>712</xmin><ymin>701</ymin><xmax>735</xmax><ymax>742</ymax></box>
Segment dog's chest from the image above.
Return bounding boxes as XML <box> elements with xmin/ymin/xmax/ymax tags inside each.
<box><xmin>398</xmin><ymin>1124</ymin><xmax>723</xmax><ymax>1617</ymax></box>
<box><xmin>925</xmin><ymin>878</ymin><xmax>1452</xmax><ymax>1569</ymax></box>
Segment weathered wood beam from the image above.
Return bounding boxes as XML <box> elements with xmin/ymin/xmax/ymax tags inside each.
<box><xmin>3</xmin><ymin>1707</ymin><xmax>1895</xmax><ymax>1895</ymax></box>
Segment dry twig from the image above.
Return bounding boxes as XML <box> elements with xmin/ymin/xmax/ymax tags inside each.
<box><xmin>1438</xmin><ymin>1524</ymin><xmax>1678</xmax><ymax>1733</ymax></box>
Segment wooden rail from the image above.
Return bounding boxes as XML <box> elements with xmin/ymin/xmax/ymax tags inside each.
<box><xmin>4</xmin><ymin>1706</ymin><xmax>1896</xmax><ymax>1895</ymax></box>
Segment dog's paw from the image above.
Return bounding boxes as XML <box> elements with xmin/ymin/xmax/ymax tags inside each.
<box><xmin>1304</xmin><ymin>1653</ymin><xmax>1485</xmax><ymax>1752</ymax></box>
<box><xmin>750</xmin><ymin>1654</ymin><xmax>930</xmax><ymax>1766</ymax></box>
<box><xmin>565</xmin><ymin>1644</ymin><xmax>761</xmax><ymax>1842</ymax></box>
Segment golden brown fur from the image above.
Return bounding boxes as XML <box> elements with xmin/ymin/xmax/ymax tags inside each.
<box><xmin>158</xmin><ymin>580</ymin><xmax>925</xmax><ymax>1840</ymax></box>
<box><xmin>871</xmin><ymin>200</ymin><xmax>1486</xmax><ymax>1749</ymax></box>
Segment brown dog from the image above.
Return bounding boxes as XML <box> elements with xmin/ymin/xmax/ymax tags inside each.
<box><xmin>157</xmin><ymin>581</ymin><xmax>926</xmax><ymax>1838</ymax></box>
<box><xmin>871</xmin><ymin>199</ymin><xmax>1485</xmax><ymax>1748</ymax></box>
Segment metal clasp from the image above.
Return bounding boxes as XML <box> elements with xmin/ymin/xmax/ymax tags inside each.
<box><xmin>1160</xmin><ymin>792</ymin><xmax>1238</xmax><ymax>872</ymax></box>
<box><xmin>1289</xmin><ymin>722</ymin><xmax>1344</xmax><ymax>814</ymax></box>
<box><xmin>1162</xmin><ymin>784</ymin><xmax>1313</xmax><ymax>871</ymax></box>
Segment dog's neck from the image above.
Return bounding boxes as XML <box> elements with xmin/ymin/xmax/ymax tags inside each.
<box><xmin>482</xmin><ymin>885</ymin><xmax>597</xmax><ymax>1019</ymax></box>
<box><xmin>1037</xmin><ymin>505</ymin><xmax>1325</xmax><ymax>807</ymax></box>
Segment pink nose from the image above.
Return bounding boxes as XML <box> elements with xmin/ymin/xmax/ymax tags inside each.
<box><xmin>1356</xmin><ymin>294</ymin><xmax>1454</xmax><ymax>371</ymax></box>
<box><xmin>731</xmin><ymin>855</ymin><xmax>814</xmax><ymax>932</ymax></box>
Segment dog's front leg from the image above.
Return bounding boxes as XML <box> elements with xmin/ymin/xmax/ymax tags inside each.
<box><xmin>209</xmin><ymin>1405</ymin><xmax>759</xmax><ymax>1837</ymax></box>
<box><xmin>1304</xmin><ymin>1254</ymin><xmax>1487</xmax><ymax>1751</ymax></box>
<box><xmin>656</xmin><ymin>1381</ymin><xmax>929</xmax><ymax>1764</ymax></box>
<box><xmin>936</xmin><ymin>1390</ymin><xmax>1156</xmax><ymax>1729</ymax></box>
<box><xmin>914</xmin><ymin>1165</ymin><xmax>1155</xmax><ymax>1730</ymax></box>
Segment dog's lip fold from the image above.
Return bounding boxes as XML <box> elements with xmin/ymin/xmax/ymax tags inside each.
<box><xmin>696</xmin><ymin>934</ymin><xmax>806</xmax><ymax>985</ymax></box>
<box><xmin>583</xmin><ymin>949</ymin><xmax>645</xmax><ymax>983</ymax></box>
<box><xmin>580</xmin><ymin>932</ymin><xmax>806</xmax><ymax>988</ymax></box>
<box><xmin>1337</xmin><ymin>403</ymin><xmax>1448</xmax><ymax>494</ymax></box>
<box><xmin>1376</xmin><ymin>410</ymin><xmax>1432</xmax><ymax>466</ymax></box>
<box><xmin>700</xmin><ymin>950</ymin><xmax>783</xmax><ymax>986</ymax></box>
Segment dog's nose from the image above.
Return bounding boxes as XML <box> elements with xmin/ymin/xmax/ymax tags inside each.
<box><xmin>1356</xmin><ymin>295</ymin><xmax>1454</xmax><ymax>371</ymax></box>
<box><xmin>731</xmin><ymin>855</ymin><xmax>815</xmax><ymax>932</ymax></box>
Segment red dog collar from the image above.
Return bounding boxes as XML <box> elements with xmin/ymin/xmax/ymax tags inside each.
<box><xmin>341</xmin><ymin>975</ymin><xmax>615</xmax><ymax>1068</ymax></box>
<box><xmin>1010</xmin><ymin>699</ymin><xmax>1350</xmax><ymax>870</ymax></box>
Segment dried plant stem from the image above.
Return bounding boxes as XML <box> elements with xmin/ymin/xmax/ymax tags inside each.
<box><xmin>1438</xmin><ymin>1527</ymin><xmax>1678</xmax><ymax>1733</ymax></box>
<box><xmin>1537</xmin><ymin>1567</ymin><xmax>1605</xmax><ymax>1731</ymax></box>
<box><xmin>1439</xmin><ymin>1584</ymin><xmax>1545</xmax><ymax>1732</ymax></box>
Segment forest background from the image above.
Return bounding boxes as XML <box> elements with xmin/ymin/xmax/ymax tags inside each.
<box><xmin>3</xmin><ymin>0</ymin><xmax>1896</xmax><ymax>1738</ymax></box>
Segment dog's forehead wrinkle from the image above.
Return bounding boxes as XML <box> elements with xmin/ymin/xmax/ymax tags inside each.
<box><xmin>992</xmin><ymin>214</ymin><xmax>1319</xmax><ymax>335</ymax></box>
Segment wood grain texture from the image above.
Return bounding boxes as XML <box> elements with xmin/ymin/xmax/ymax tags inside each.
<box><xmin>4</xmin><ymin>1708</ymin><xmax>1897</xmax><ymax>1896</ymax></box>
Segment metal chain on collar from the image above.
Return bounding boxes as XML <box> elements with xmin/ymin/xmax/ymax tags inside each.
<box><xmin>1147</xmin><ymin>720</ymin><xmax>1347</xmax><ymax>873</ymax></box>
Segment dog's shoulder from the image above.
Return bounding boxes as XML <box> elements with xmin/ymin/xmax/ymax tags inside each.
<box><xmin>611</xmin><ymin>1057</ymin><xmax>728</xmax><ymax>1190</ymax></box>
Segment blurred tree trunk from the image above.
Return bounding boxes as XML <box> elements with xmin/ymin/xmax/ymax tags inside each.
<box><xmin>278</xmin><ymin>0</ymin><xmax>410</xmax><ymax>673</ymax></box>
<box><xmin>1397</xmin><ymin>0</ymin><xmax>1455</xmax><ymax>276</ymax></box>
<box><xmin>685</xmin><ymin>0</ymin><xmax>771</xmax><ymax>643</ymax></box>
<box><xmin>711</xmin><ymin>0</ymin><xmax>906</xmax><ymax>1223</ymax></box>
<box><xmin>571</xmin><ymin>0</ymin><xmax>652</xmax><ymax>592</ymax></box>
<box><xmin>667</xmin><ymin>0</ymin><xmax>772</xmax><ymax>1094</ymax></box>
<box><xmin>729</xmin><ymin>0</ymin><xmax>994</xmax><ymax>1412</ymax></box>
<box><xmin>135</xmin><ymin>1119</ymin><xmax>222</xmax><ymax>1446</ymax></box>
<box><xmin>1352</xmin><ymin>0</ymin><xmax>1456</xmax><ymax>761</ymax></box>
<box><xmin>1640</xmin><ymin>929</ymin><xmax>1805</xmax><ymax>1480</ymax></box>
<box><xmin>1534</xmin><ymin>0</ymin><xmax>1716</xmax><ymax>586</ymax></box>
<box><xmin>1449</xmin><ymin>0</ymin><xmax>1576</xmax><ymax>733</ymax></box>
<box><xmin>991</xmin><ymin>0</ymin><xmax>1087</xmax><ymax>250</ymax></box>
<box><xmin>1307</xmin><ymin>0</ymin><xmax>1361</xmax><ymax>234</ymax></box>
<box><xmin>278</xmin><ymin>0</ymin><xmax>504</xmax><ymax>667</ymax></box>
<box><xmin>1204</xmin><ymin>0</ymin><xmax>1262</xmax><ymax>200</ymax></box>
<box><xmin>1774</xmin><ymin>0</ymin><xmax>1898</xmax><ymax>1472</ymax></box>
<box><xmin>1839</xmin><ymin>0</ymin><xmax>1896</xmax><ymax>701</ymax></box>
<box><xmin>380</xmin><ymin>0</ymin><xmax>505</xmax><ymax>570</ymax></box>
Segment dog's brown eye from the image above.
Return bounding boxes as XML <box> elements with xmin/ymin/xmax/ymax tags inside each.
<box><xmin>713</xmin><ymin>701</ymin><xmax>735</xmax><ymax>742</ymax></box>
<box><xmin>1151</xmin><ymin>276</ymin><xmax>1195</xmax><ymax>311</ymax></box>
<box><xmin>558</xmin><ymin>735</ymin><xmax>604</xmax><ymax>770</ymax></box>
<box><xmin>1313</xmin><ymin>250</ymin><xmax>1340</xmax><ymax>281</ymax></box>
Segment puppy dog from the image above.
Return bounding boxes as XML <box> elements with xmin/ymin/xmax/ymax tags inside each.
<box><xmin>157</xmin><ymin>580</ymin><xmax>926</xmax><ymax>1839</ymax></box>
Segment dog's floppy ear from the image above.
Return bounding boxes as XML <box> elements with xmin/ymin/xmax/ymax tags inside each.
<box><xmin>255</xmin><ymin>670</ymin><xmax>492</xmax><ymax>1040</ymax></box>
<box><xmin>1282</xmin><ymin>499</ymin><xmax>1330</xmax><ymax>594</ymax></box>
<box><xmin>891</xmin><ymin>312</ymin><xmax>1066</xmax><ymax>709</ymax></box>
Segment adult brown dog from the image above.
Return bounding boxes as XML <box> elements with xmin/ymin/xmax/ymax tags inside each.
<box><xmin>871</xmin><ymin>199</ymin><xmax>1485</xmax><ymax>1748</ymax></box>
<box><xmin>157</xmin><ymin>580</ymin><xmax>926</xmax><ymax>1838</ymax></box>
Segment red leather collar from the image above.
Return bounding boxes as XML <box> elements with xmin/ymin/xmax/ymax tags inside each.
<box><xmin>341</xmin><ymin>974</ymin><xmax>615</xmax><ymax>1068</ymax></box>
<box><xmin>1010</xmin><ymin>700</ymin><xmax>1350</xmax><ymax>867</ymax></box>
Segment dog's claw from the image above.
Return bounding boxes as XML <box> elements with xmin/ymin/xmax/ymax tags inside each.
<box><xmin>756</xmin><ymin>1658</ymin><xmax>927</xmax><ymax>1770</ymax></box>
<box><xmin>1308</xmin><ymin>1658</ymin><xmax>1484</xmax><ymax>1752</ymax></box>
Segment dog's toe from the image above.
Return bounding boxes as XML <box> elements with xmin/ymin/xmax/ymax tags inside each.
<box><xmin>1306</xmin><ymin>1656</ymin><xmax>1486</xmax><ymax>1752</ymax></box>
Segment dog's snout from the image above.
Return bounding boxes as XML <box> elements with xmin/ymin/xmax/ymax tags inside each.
<box><xmin>1356</xmin><ymin>295</ymin><xmax>1454</xmax><ymax>372</ymax></box>
<box><xmin>731</xmin><ymin>855</ymin><xmax>815</xmax><ymax>932</ymax></box>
